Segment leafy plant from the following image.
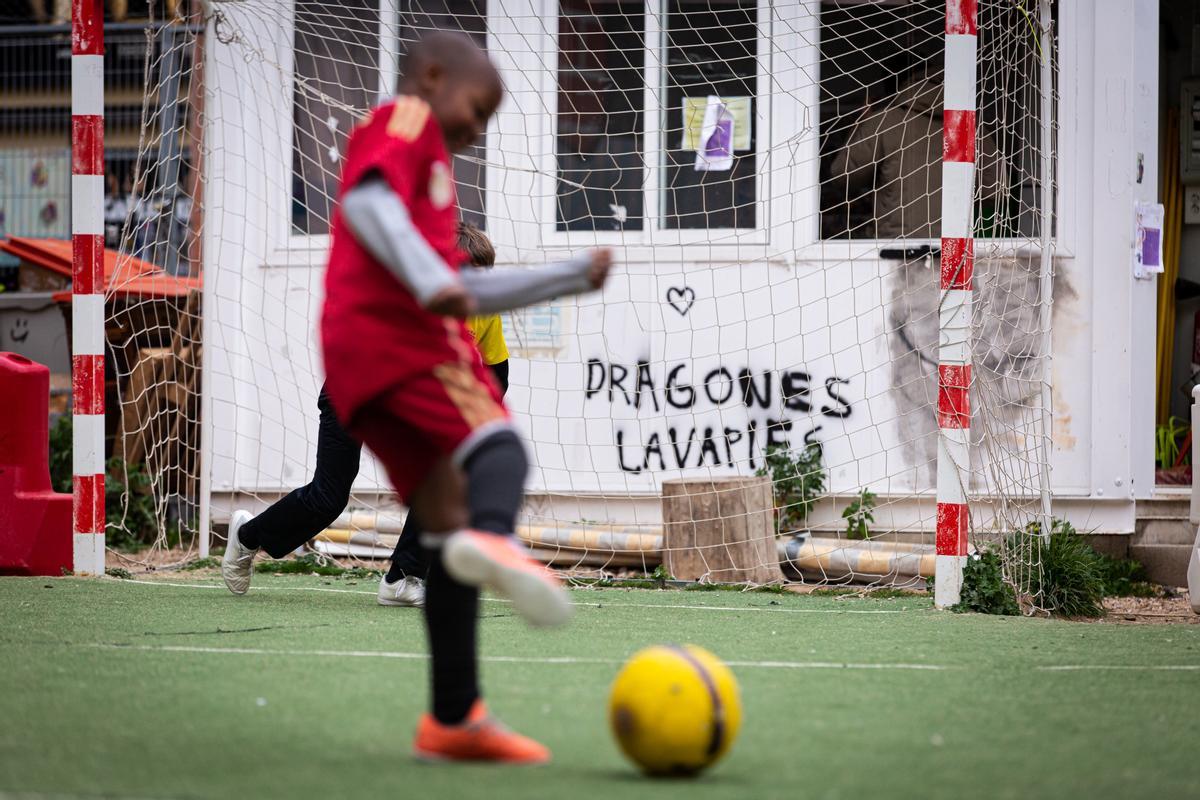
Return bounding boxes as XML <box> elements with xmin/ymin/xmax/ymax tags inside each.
<box><xmin>757</xmin><ymin>442</ymin><xmax>827</xmax><ymax>534</ymax></box>
<box><xmin>842</xmin><ymin>489</ymin><xmax>876</xmax><ymax>540</ymax></box>
<box><xmin>105</xmin><ymin>567</ymin><xmax>133</xmax><ymax>580</ymax></box>
<box><xmin>1093</xmin><ymin>551</ymin><xmax>1157</xmax><ymax>598</ymax></box>
<box><xmin>48</xmin><ymin>416</ymin><xmax>72</xmax><ymax>493</ymax></box>
<box><xmin>651</xmin><ymin>564</ymin><xmax>674</xmax><ymax>583</ymax></box>
<box><xmin>49</xmin><ymin>416</ymin><xmax>175</xmax><ymax>551</ymax></box>
<box><xmin>952</xmin><ymin>550</ymin><xmax>1020</xmax><ymax>616</ymax></box>
<box><xmin>1024</xmin><ymin>519</ymin><xmax>1106</xmax><ymax>617</ymax></box>
<box><xmin>104</xmin><ymin>457</ymin><xmax>179</xmax><ymax>551</ymax></box>
<box><xmin>1155</xmin><ymin>417</ymin><xmax>1190</xmax><ymax>469</ymax></box>
<box><xmin>953</xmin><ymin>519</ymin><xmax>1128</xmax><ymax>617</ymax></box>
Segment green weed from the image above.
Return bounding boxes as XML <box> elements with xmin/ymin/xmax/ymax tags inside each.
<box><xmin>952</xmin><ymin>550</ymin><xmax>1020</xmax><ymax>616</ymax></box>
<box><xmin>757</xmin><ymin>441</ymin><xmax>826</xmax><ymax>534</ymax></box>
<box><xmin>842</xmin><ymin>489</ymin><xmax>877</xmax><ymax>540</ymax></box>
<box><xmin>181</xmin><ymin>557</ymin><xmax>221</xmax><ymax>571</ymax></box>
<box><xmin>255</xmin><ymin>553</ymin><xmax>345</xmax><ymax>576</ymax></box>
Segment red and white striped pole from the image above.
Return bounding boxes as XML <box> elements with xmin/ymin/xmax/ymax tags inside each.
<box><xmin>71</xmin><ymin>0</ymin><xmax>105</xmax><ymax>575</ymax></box>
<box><xmin>935</xmin><ymin>0</ymin><xmax>977</xmax><ymax>608</ymax></box>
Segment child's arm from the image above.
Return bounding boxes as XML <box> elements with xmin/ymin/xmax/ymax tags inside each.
<box><xmin>341</xmin><ymin>177</ymin><xmax>468</xmax><ymax>314</ymax></box>
<box><xmin>457</xmin><ymin>255</ymin><xmax>610</xmax><ymax>314</ymax></box>
<box><xmin>341</xmin><ymin>179</ymin><xmax>610</xmax><ymax>316</ymax></box>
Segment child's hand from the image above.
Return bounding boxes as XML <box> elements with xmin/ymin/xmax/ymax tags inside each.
<box><xmin>586</xmin><ymin>248</ymin><xmax>613</xmax><ymax>290</ymax></box>
<box><xmin>426</xmin><ymin>284</ymin><xmax>476</xmax><ymax>318</ymax></box>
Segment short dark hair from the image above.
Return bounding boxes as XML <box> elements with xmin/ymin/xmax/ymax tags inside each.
<box><xmin>457</xmin><ymin>221</ymin><xmax>495</xmax><ymax>268</ymax></box>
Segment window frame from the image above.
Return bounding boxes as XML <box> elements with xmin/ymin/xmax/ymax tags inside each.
<box><xmin>801</xmin><ymin>0</ymin><xmax>1072</xmax><ymax>261</ymax></box>
<box><xmin>279</xmin><ymin>0</ymin><xmax>489</xmax><ymax>260</ymax></box>
<box><xmin>270</xmin><ymin>0</ymin><xmax>1073</xmax><ymax>266</ymax></box>
<box><xmin>534</xmin><ymin>0</ymin><xmax>779</xmax><ymax>255</ymax></box>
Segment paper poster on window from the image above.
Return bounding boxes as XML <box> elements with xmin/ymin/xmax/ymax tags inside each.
<box><xmin>1133</xmin><ymin>201</ymin><xmax>1165</xmax><ymax>280</ymax></box>
<box><xmin>682</xmin><ymin>96</ymin><xmax>751</xmax><ymax>153</ymax></box>
<box><xmin>690</xmin><ymin>97</ymin><xmax>740</xmax><ymax>172</ymax></box>
<box><xmin>0</xmin><ymin>149</ymin><xmax>71</xmax><ymax>242</ymax></box>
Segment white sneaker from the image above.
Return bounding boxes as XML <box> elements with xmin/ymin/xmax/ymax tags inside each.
<box><xmin>221</xmin><ymin>510</ymin><xmax>258</xmax><ymax>595</ymax></box>
<box><xmin>377</xmin><ymin>574</ymin><xmax>426</xmax><ymax>607</ymax></box>
<box><xmin>442</xmin><ymin>530</ymin><xmax>573</xmax><ymax>628</ymax></box>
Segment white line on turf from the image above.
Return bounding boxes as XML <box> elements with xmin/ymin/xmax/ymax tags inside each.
<box><xmin>84</xmin><ymin>642</ymin><xmax>951</xmax><ymax>670</ymax></box>
<box><xmin>1035</xmin><ymin>665</ymin><xmax>1200</xmax><ymax>672</ymax></box>
<box><xmin>117</xmin><ymin>578</ymin><xmax>914</xmax><ymax>614</ymax></box>
<box><xmin>80</xmin><ymin>636</ymin><xmax>1200</xmax><ymax>674</ymax></box>
<box><xmin>0</xmin><ymin>793</ymin><xmax>166</xmax><ymax>800</ymax></box>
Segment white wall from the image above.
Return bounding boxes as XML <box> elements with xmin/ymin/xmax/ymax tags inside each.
<box><xmin>202</xmin><ymin>0</ymin><xmax>1154</xmax><ymax>535</ymax></box>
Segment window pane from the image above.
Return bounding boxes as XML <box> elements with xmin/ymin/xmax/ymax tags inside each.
<box><xmin>817</xmin><ymin>1</ymin><xmax>941</xmax><ymax>240</ymax></box>
<box><xmin>662</xmin><ymin>0</ymin><xmax>757</xmax><ymax>230</ymax></box>
<box><xmin>557</xmin><ymin>0</ymin><xmax>645</xmax><ymax>232</ymax></box>
<box><xmin>292</xmin><ymin>0</ymin><xmax>380</xmax><ymax>236</ymax></box>
<box><xmin>395</xmin><ymin>1</ymin><xmax>489</xmax><ymax>230</ymax></box>
<box><xmin>818</xmin><ymin>0</ymin><xmax>1057</xmax><ymax>240</ymax></box>
<box><xmin>976</xmin><ymin>0</ymin><xmax>1057</xmax><ymax>240</ymax></box>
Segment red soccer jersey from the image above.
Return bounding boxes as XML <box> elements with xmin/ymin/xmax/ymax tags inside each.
<box><xmin>320</xmin><ymin>96</ymin><xmax>479</xmax><ymax>421</ymax></box>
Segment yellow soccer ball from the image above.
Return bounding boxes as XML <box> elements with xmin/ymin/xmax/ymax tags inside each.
<box><xmin>608</xmin><ymin>644</ymin><xmax>742</xmax><ymax>776</ymax></box>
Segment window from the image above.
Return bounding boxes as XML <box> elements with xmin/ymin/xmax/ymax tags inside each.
<box><xmin>556</xmin><ymin>0</ymin><xmax>645</xmax><ymax>232</ymax></box>
<box><xmin>394</xmin><ymin>1</ymin><xmax>488</xmax><ymax>229</ymax></box>
<box><xmin>291</xmin><ymin>0</ymin><xmax>488</xmax><ymax>236</ymax></box>
<box><xmin>817</xmin><ymin>0</ymin><xmax>1057</xmax><ymax>241</ymax></box>
<box><xmin>292</xmin><ymin>0</ymin><xmax>379</xmax><ymax>236</ymax></box>
<box><xmin>662</xmin><ymin>0</ymin><xmax>757</xmax><ymax>229</ymax></box>
<box><xmin>554</xmin><ymin>0</ymin><xmax>760</xmax><ymax>233</ymax></box>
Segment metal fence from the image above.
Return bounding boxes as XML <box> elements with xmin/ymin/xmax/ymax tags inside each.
<box><xmin>0</xmin><ymin>14</ymin><xmax>200</xmax><ymax>275</ymax></box>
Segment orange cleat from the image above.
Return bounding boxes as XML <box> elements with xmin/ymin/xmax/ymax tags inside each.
<box><xmin>413</xmin><ymin>700</ymin><xmax>551</xmax><ymax>765</ymax></box>
<box><xmin>442</xmin><ymin>530</ymin><xmax>573</xmax><ymax>627</ymax></box>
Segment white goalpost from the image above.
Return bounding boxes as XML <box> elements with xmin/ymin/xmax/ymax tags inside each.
<box><xmin>96</xmin><ymin>0</ymin><xmax>1075</xmax><ymax>609</ymax></box>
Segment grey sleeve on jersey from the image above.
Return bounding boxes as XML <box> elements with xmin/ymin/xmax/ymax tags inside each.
<box><xmin>339</xmin><ymin>178</ymin><xmax>459</xmax><ymax>306</ymax></box>
<box><xmin>458</xmin><ymin>256</ymin><xmax>596</xmax><ymax>314</ymax></box>
<box><xmin>341</xmin><ymin>178</ymin><xmax>599</xmax><ymax>313</ymax></box>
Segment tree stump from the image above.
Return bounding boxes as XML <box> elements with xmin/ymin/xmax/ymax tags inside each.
<box><xmin>661</xmin><ymin>476</ymin><xmax>781</xmax><ymax>584</ymax></box>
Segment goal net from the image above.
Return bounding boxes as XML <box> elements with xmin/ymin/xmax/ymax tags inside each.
<box><xmin>105</xmin><ymin>0</ymin><xmax>1058</xmax><ymax>609</ymax></box>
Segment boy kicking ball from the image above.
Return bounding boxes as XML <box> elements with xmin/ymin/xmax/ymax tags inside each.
<box><xmin>221</xmin><ymin>221</ymin><xmax>511</xmax><ymax>609</ymax></box>
<box><xmin>321</xmin><ymin>31</ymin><xmax>609</xmax><ymax>763</ymax></box>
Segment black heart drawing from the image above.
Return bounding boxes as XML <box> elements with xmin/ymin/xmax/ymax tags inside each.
<box><xmin>666</xmin><ymin>286</ymin><xmax>695</xmax><ymax>316</ymax></box>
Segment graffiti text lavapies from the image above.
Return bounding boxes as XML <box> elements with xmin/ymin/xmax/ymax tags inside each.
<box><xmin>584</xmin><ymin>359</ymin><xmax>854</xmax><ymax>473</ymax></box>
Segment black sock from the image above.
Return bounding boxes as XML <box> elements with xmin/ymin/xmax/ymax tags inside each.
<box><xmin>462</xmin><ymin>431</ymin><xmax>528</xmax><ymax>534</ymax></box>
<box><xmin>237</xmin><ymin>521</ymin><xmax>261</xmax><ymax>551</ymax></box>
<box><xmin>387</xmin><ymin>513</ymin><xmax>428</xmax><ymax>583</ymax></box>
<box><xmin>384</xmin><ymin>560</ymin><xmax>407</xmax><ymax>583</ymax></box>
<box><xmin>423</xmin><ymin>554</ymin><xmax>479</xmax><ymax>724</ymax></box>
<box><xmin>422</xmin><ymin>430</ymin><xmax>527</xmax><ymax>726</ymax></box>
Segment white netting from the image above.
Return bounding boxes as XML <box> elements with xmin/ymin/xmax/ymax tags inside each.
<box><xmin>108</xmin><ymin>0</ymin><xmax>1058</xmax><ymax>607</ymax></box>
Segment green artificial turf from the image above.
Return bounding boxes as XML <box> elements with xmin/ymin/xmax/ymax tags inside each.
<box><xmin>1</xmin><ymin>574</ymin><xmax>1198</xmax><ymax>799</ymax></box>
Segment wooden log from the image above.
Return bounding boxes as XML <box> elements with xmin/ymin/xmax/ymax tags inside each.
<box><xmin>114</xmin><ymin>347</ymin><xmax>173</xmax><ymax>466</ymax></box>
<box><xmin>661</xmin><ymin>476</ymin><xmax>781</xmax><ymax>584</ymax></box>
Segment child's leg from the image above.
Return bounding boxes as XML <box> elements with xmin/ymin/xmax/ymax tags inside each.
<box><xmin>349</xmin><ymin>377</ymin><xmax>555</xmax><ymax>763</ymax></box>
<box><xmin>386</xmin><ymin>514</ymin><xmax>429</xmax><ymax>582</ymax></box>
<box><xmin>225</xmin><ymin>387</ymin><xmax>361</xmax><ymax>593</ymax></box>
<box><xmin>397</xmin><ymin>435</ymin><xmax>526</xmax><ymax>723</ymax></box>
<box><xmin>391</xmin><ymin>456</ymin><xmax>479</xmax><ymax>723</ymax></box>
<box><xmin>239</xmin><ymin>387</ymin><xmax>361</xmax><ymax>558</ymax></box>
<box><xmin>459</xmin><ymin>429</ymin><xmax>526</xmax><ymax>535</ymax></box>
<box><xmin>422</xmin><ymin>553</ymin><xmax>479</xmax><ymax>723</ymax></box>
<box><xmin>352</xmin><ymin>367</ymin><xmax>568</xmax><ymax>625</ymax></box>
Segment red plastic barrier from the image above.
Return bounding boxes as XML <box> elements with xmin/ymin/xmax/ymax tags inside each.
<box><xmin>0</xmin><ymin>352</ymin><xmax>72</xmax><ymax>575</ymax></box>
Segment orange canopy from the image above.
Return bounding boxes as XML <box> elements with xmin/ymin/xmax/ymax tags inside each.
<box><xmin>0</xmin><ymin>236</ymin><xmax>201</xmax><ymax>301</ymax></box>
